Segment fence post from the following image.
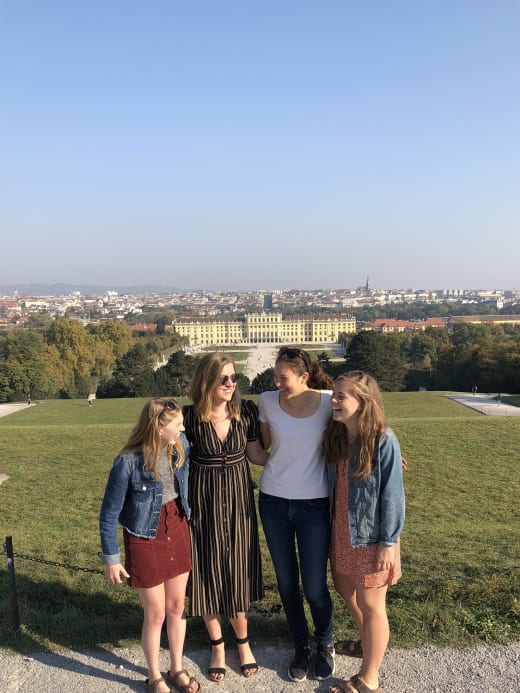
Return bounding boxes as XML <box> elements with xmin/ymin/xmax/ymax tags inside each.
<box><xmin>5</xmin><ymin>536</ymin><xmax>20</xmax><ymax>630</ymax></box>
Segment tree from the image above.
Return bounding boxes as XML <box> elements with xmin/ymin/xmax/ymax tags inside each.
<box><xmin>154</xmin><ymin>351</ymin><xmax>198</xmax><ymax>397</ymax></box>
<box><xmin>345</xmin><ymin>331</ymin><xmax>406</xmax><ymax>391</ymax></box>
<box><xmin>250</xmin><ymin>368</ymin><xmax>276</xmax><ymax>394</ymax></box>
<box><xmin>98</xmin><ymin>343</ymin><xmax>155</xmax><ymax>398</ymax></box>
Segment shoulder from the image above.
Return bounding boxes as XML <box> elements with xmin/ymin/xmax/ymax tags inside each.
<box><xmin>241</xmin><ymin>398</ymin><xmax>259</xmax><ymax>416</ymax></box>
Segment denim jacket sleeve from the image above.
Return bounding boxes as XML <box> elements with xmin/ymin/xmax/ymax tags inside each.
<box><xmin>98</xmin><ymin>453</ymin><xmax>132</xmax><ymax>565</ymax></box>
<box><xmin>377</xmin><ymin>430</ymin><xmax>406</xmax><ymax>546</ymax></box>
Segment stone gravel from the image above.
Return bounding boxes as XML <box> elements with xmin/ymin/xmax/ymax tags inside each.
<box><xmin>1</xmin><ymin>641</ymin><xmax>519</xmax><ymax>692</ymax></box>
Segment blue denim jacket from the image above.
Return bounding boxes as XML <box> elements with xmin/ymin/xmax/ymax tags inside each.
<box><xmin>99</xmin><ymin>433</ymin><xmax>191</xmax><ymax>565</ymax></box>
<box><xmin>329</xmin><ymin>428</ymin><xmax>405</xmax><ymax>548</ymax></box>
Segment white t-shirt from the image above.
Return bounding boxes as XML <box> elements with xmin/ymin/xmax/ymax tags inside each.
<box><xmin>258</xmin><ymin>390</ymin><xmax>332</xmax><ymax>499</ymax></box>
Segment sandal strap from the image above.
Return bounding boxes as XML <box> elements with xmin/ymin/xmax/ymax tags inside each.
<box><xmin>236</xmin><ymin>636</ymin><xmax>249</xmax><ymax>644</ymax></box>
<box><xmin>210</xmin><ymin>636</ymin><xmax>225</xmax><ymax>646</ymax></box>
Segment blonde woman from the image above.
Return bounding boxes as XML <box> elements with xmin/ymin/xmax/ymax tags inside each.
<box><xmin>99</xmin><ymin>398</ymin><xmax>199</xmax><ymax>693</ymax></box>
<box><xmin>323</xmin><ymin>372</ymin><xmax>405</xmax><ymax>693</ymax></box>
<box><xmin>183</xmin><ymin>353</ymin><xmax>268</xmax><ymax>682</ymax></box>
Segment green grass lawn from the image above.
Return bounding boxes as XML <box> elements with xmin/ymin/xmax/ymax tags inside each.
<box><xmin>1</xmin><ymin>393</ymin><xmax>519</xmax><ymax>653</ymax></box>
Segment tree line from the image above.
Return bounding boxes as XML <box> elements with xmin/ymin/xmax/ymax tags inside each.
<box><xmin>1</xmin><ymin>319</ymin><xmax>519</xmax><ymax>402</ymax></box>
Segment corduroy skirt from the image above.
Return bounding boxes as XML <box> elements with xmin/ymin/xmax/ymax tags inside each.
<box><xmin>123</xmin><ymin>499</ymin><xmax>191</xmax><ymax>588</ymax></box>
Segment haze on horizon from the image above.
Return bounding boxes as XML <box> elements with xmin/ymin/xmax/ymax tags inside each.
<box><xmin>1</xmin><ymin>2</ymin><xmax>519</xmax><ymax>292</ymax></box>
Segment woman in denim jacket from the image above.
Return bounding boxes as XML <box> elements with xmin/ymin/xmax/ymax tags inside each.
<box><xmin>99</xmin><ymin>398</ymin><xmax>200</xmax><ymax>693</ymax></box>
<box><xmin>323</xmin><ymin>373</ymin><xmax>405</xmax><ymax>693</ymax></box>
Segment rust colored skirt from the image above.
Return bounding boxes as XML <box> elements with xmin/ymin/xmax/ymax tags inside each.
<box><xmin>123</xmin><ymin>499</ymin><xmax>192</xmax><ymax>589</ymax></box>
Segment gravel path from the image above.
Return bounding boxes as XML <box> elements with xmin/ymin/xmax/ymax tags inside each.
<box><xmin>1</xmin><ymin>641</ymin><xmax>519</xmax><ymax>691</ymax></box>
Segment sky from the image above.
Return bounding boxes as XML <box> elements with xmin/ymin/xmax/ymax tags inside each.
<box><xmin>1</xmin><ymin>1</ymin><xmax>519</xmax><ymax>292</ymax></box>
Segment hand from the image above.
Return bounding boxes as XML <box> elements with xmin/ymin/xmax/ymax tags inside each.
<box><xmin>104</xmin><ymin>563</ymin><xmax>130</xmax><ymax>584</ymax></box>
<box><xmin>376</xmin><ymin>545</ymin><xmax>395</xmax><ymax>572</ymax></box>
<box><xmin>402</xmin><ymin>456</ymin><xmax>408</xmax><ymax>471</ymax></box>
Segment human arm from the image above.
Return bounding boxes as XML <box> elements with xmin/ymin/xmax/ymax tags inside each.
<box><xmin>377</xmin><ymin>431</ymin><xmax>406</xmax><ymax>547</ymax></box>
<box><xmin>103</xmin><ymin>563</ymin><xmax>130</xmax><ymax>584</ymax></box>
<box><xmin>259</xmin><ymin>421</ymin><xmax>271</xmax><ymax>451</ymax></box>
<box><xmin>375</xmin><ymin>544</ymin><xmax>396</xmax><ymax>571</ymax></box>
<box><xmin>246</xmin><ymin>438</ymin><xmax>269</xmax><ymax>466</ymax></box>
<box><xmin>98</xmin><ymin>454</ymin><xmax>131</xmax><ymax>566</ymax></box>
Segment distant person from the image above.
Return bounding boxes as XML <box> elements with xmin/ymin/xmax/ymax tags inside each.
<box><xmin>472</xmin><ymin>384</ymin><xmax>478</xmax><ymax>396</ymax></box>
<box><xmin>183</xmin><ymin>353</ymin><xmax>268</xmax><ymax>682</ymax></box>
<box><xmin>323</xmin><ymin>372</ymin><xmax>405</xmax><ymax>693</ymax></box>
<box><xmin>87</xmin><ymin>393</ymin><xmax>94</xmax><ymax>406</ymax></box>
<box><xmin>99</xmin><ymin>398</ymin><xmax>200</xmax><ymax>693</ymax></box>
<box><xmin>26</xmin><ymin>392</ymin><xmax>31</xmax><ymax>406</ymax></box>
<box><xmin>257</xmin><ymin>347</ymin><xmax>336</xmax><ymax>682</ymax></box>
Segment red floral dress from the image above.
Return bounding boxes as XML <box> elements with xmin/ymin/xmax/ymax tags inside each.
<box><xmin>330</xmin><ymin>457</ymin><xmax>401</xmax><ymax>588</ymax></box>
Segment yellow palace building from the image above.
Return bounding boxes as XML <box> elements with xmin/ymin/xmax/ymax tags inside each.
<box><xmin>172</xmin><ymin>312</ymin><xmax>356</xmax><ymax>346</ymax></box>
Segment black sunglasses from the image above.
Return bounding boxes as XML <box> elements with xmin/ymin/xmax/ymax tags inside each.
<box><xmin>278</xmin><ymin>347</ymin><xmax>304</xmax><ymax>359</ymax></box>
<box><xmin>278</xmin><ymin>347</ymin><xmax>311</xmax><ymax>370</ymax></box>
<box><xmin>219</xmin><ymin>373</ymin><xmax>239</xmax><ymax>386</ymax></box>
<box><xmin>163</xmin><ymin>399</ymin><xmax>178</xmax><ymax>411</ymax></box>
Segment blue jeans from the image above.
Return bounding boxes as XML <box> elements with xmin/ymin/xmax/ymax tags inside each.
<box><xmin>259</xmin><ymin>492</ymin><xmax>333</xmax><ymax>648</ymax></box>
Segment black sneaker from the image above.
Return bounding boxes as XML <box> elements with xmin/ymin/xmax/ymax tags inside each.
<box><xmin>288</xmin><ymin>646</ymin><xmax>312</xmax><ymax>682</ymax></box>
<box><xmin>315</xmin><ymin>642</ymin><xmax>335</xmax><ymax>680</ymax></box>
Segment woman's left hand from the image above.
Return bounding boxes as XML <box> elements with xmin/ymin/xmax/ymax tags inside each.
<box><xmin>376</xmin><ymin>545</ymin><xmax>395</xmax><ymax>572</ymax></box>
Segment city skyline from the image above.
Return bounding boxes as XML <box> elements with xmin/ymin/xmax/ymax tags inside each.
<box><xmin>2</xmin><ymin>2</ymin><xmax>519</xmax><ymax>290</ymax></box>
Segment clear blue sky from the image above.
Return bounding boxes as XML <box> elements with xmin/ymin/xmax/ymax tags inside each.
<box><xmin>1</xmin><ymin>1</ymin><xmax>518</xmax><ymax>291</ymax></box>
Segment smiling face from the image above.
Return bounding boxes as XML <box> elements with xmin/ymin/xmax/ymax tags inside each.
<box><xmin>212</xmin><ymin>361</ymin><xmax>238</xmax><ymax>406</ymax></box>
<box><xmin>331</xmin><ymin>379</ymin><xmax>361</xmax><ymax>426</ymax></box>
<box><xmin>159</xmin><ymin>412</ymin><xmax>185</xmax><ymax>446</ymax></box>
<box><xmin>273</xmin><ymin>362</ymin><xmax>308</xmax><ymax>398</ymax></box>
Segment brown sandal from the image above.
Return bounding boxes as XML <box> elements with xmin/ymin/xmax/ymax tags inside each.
<box><xmin>165</xmin><ymin>669</ymin><xmax>200</xmax><ymax>693</ymax></box>
<box><xmin>334</xmin><ymin>639</ymin><xmax>363</xmax><ymax>657</ymax></box>
<box><xmin>144</xmin><ymin>677</ymin><xmax>171</xmax><ymax>693</ymax></box>
<box><xmin>344</xmin><ymin>675</ymin><xmax>381</xmax><ymax>693</ymax></box>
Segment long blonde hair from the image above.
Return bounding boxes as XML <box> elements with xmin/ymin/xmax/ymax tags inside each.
<box><xmin>189</xmin><ymin>352</ymin><xmax>241</xmax><ymax>421</ymax></box>
<box><xmin>322</xmin><ymin>371</ymin><xmax>386</xmax><ymax>479</ymax></box>
<box><xmin>123</xmin><ymin>397</ymin><xmax>185</xmax><ymax>478</ymax></box>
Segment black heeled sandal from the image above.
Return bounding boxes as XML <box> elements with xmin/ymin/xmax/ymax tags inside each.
<box><xmin>236</xmin><ymin>636</ymin><xmax>259</xmax><ymax>678</ymax></box>
<box><xmin>208</xmin><ymin>637</ymin><xmax>226</xmax><ymax>683</ymax></box>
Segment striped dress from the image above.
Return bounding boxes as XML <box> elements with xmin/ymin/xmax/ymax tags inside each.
<box><xmin>183</xmin><ymin>399</ymin><xmax>263</xmax><ymax>617</ymax></box>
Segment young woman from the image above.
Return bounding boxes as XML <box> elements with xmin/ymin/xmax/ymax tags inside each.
<box><xmin>323</xmin><ymin>372</ymin><xmax>405</xmax><ymax>693</ymax></box>
<box><xmin>257</xmin><ymin>347</ymin><xmax>335</xmax><ymax>683</ymax></box>
<box><xmin>183</xmin><ymin>352</ymin><xmax>268</xmax><ymax>682</ymax></box>
<box><xmin>99</xmin><ymin>398</ymin><xmax>199</xmax><ymax>693</ymax></box>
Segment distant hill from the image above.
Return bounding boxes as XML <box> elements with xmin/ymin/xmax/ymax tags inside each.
<box><xmin>0</xmin><ymin>283</ymin><xmax>184</xmax><ymax>296</ymax></box>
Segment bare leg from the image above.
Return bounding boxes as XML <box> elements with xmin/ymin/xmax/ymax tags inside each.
<box><xmin>136</xmin><ymin>585</ymin><xmax>171</xmax><ymax>693</ymax></box>
<box><xmin>164</xmin><ymin>572</ymin><xmax>198</xmax><ymax>692</ymax></box>
<box><xmin>204</xmin><ymin>614</ymin><xmax>226</xmax><ymax>682</ymax></box>
<box><xmin>332</xmin><ymin>568</ymin><xmax>364</xmax><ymax>636</ymax></box>
<box><xmin>230</xmin><ymin>611</ymin><xmax>257</xmax><ymax>677</ymax></box>
<box><xmin>356</xmin><ymin>584</ymin><xmax>389</xmax><ymax>690</ymax></box>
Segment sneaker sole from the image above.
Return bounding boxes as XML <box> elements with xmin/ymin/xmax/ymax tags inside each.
<box><xmin>287</xmin><ymin>666</ymin><xmax>307</xmax><ymax>682</ymax></box>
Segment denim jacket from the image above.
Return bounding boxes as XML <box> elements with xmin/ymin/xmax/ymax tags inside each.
<box><xmin>99</xmin><ymin>433</ymin><xmax>191</xmax><ymax>565</ymax></box>
<box><xmin>329</xmin><ymin>428</ymin><xmax>405</xmax><ymax>548</ymax></box>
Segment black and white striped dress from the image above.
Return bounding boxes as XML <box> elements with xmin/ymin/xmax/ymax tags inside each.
<box><xmin>183</xmin><ymin>399</ymin><xmax>263</xmax><ymax>617</ymax></box>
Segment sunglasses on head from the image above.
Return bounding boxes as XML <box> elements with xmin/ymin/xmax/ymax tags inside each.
<box><xmin>278</xmin><ymin>347</ymin><xmax>305</xmax><ymax>359</ymax></box>
<box><xmin>219</xmin><ymin>373</ymin><xmax>239</xmax><ymax>386</ymax></box>
<box><xmin>163</xmin><ymin>399</ymin><xmax>178</xmax><ymax>411</ymax></box>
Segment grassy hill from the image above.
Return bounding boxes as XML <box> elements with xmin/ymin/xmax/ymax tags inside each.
<box><xmin>1</xmin><ymin>393</ymin><xmax>519</xmax><ymax>652</ymax></box>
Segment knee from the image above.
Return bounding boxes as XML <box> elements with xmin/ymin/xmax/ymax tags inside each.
<box><xmin>166</xmin><ymin>599</ymin><xmax>186</xmax><ymax>619</ymax></box>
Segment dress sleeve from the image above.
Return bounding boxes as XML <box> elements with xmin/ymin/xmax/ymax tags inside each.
<box><xmin>242</xmin><ymin>398</ymin><xmax>260</xmax><ymax>442</ymax></box>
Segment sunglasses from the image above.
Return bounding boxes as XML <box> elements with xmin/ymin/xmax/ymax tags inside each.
<box><xmin>219</xmin><ymin>373</ymin><xmax>239</xmax><ymax>386</ymax></box>
<box><xmin>278</xmin><ymin>347</ymin><xmax>305</xmax><ymax>359</ymax></box>
<box><xmin>163</xmin><ymin>399</ymin><xmax>178</xmax><ymax>411</ymax></box>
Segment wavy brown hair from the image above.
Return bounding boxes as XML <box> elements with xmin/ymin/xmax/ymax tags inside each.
<box><xmin>123</xmin><ymin>397</ymin><xmax>185</xmax><ymax>478</ymax></box>
<box><xmin>322</xmin><ymin>371</ymin><xmax>386</xmax><ymax>479</ymax></box>
<box><xmin>276</xmin><ymin>346</ymin><xmax>333</xmax><ymax>390</ymax></box>
<box><xmin>189</xmin><ymin>352</ymin><xmax>241</xmax><ymax>421</ymax></box>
